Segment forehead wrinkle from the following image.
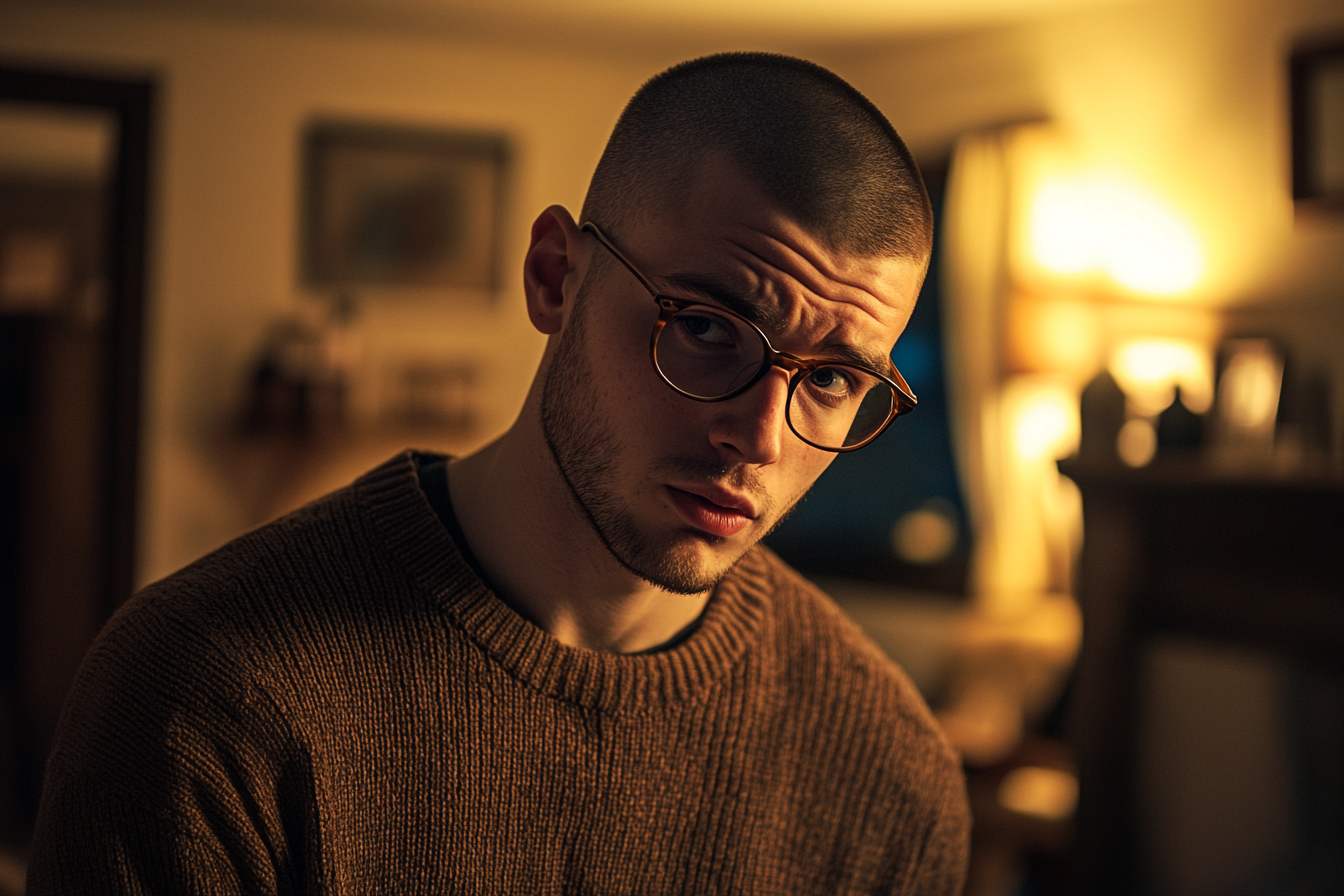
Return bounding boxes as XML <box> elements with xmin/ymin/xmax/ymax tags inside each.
<box><xmin>637</xmin><ymin>219</ymin><xmax>911</xmax><ymax>374</ymax></box>
<box><xmin>734</xmin><ymin>232</ymin><xmax>906</xmax><ymax>330</ymax></box>
<box><xmin>722</xmin><ymin>234</ymin><xmax>909</xmax><ymax>368</ymax></box>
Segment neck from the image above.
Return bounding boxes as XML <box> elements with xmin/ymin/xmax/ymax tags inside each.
<box><xmin>446</xmin><ymin>397</ymin><xmax>710</xmax><ymax>654</ymax></box>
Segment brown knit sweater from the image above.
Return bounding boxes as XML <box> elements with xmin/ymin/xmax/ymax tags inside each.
<box><xmin>28</xmin><ymin>451</ymin><xmax>969</xmax><ymax>894</ymax></box>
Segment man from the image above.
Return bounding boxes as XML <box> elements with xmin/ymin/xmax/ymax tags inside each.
<box><xmin>29</xmin><ymin>53</ymin><xmax>969</xmax><ymax>894</ymax></box>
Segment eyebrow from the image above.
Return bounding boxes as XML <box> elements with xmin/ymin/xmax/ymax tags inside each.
<box><xmin>815</xmin><ymin>341</ymin><xmax>894</xmax><ymax>374</ymax></box>
<box><xmin>659</xmin><ymin>272</ymin><xmax>788</xmax><ymax>332</ymax></box>
<box><xmin>658</xmin><ymin>271</ymin><xmax>894</xmax><ymax>374</ymax></box>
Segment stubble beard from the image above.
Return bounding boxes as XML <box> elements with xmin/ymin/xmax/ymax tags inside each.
<box><xmin>539</xmin><ymin>285</ymin><xmax>779</xmax><ymax>596</ymax></box>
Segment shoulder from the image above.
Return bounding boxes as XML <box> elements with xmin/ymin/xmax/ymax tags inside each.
<box><xmin>96</xmin><ymin>480</ymin><xmax>372</xmax><ymax>679</ymax></box>
<box><xmin>104</xmin><ymin>450</ymin><xmax>436</xmax><ymax>666</ymax></box>
<box><xmin>52</xmin><ymin>482</ymin><xmax>364</xmax><ymax>739</ymax></box>
<box><xmin>49</xmin><ymin>455</ymin><xmax>432</xmax><ymax>778</ymax></box>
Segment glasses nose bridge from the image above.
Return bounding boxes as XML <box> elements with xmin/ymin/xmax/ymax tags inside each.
<box><xmin>763</xmin><ymin>347</ymin><xmax>808</xmax><ymax>380</ymax></box>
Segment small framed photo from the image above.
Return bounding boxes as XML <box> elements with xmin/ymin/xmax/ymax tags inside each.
<box><xmin>302</xmin><ymin>121</ymin><xmax>510</xmax><ymax>292</ymax></box>
<box><xmin>1213</xmin><ymin>337</ymin><xmax>1283</xmax><ymax>448</ymax></box>
<box><xmin>1290</xmin><ymin>37</ymin><xmax>1344</xmax><ymax>210</ymax></box>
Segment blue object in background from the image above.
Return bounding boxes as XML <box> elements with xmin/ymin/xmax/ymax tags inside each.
<box><xmin>765</xmin><ymin>168</ymin><xmax>969</xmax><ymax>594</ymax></box>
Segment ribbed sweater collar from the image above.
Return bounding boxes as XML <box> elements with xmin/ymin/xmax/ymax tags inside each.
<box><xmin>355</xmin><ymin>451</ymin><xmax>773</xmax><ymax>714</ymax></box>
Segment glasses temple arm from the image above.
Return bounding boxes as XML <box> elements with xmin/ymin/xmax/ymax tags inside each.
<box><xmin>580</xmin><ymin>221</ymin><xmax>662</xmax><ymax>299</ymax></box>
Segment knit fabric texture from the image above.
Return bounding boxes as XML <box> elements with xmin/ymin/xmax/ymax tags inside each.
<box><xmin>28</xmin><ymin>451</ymin><xmax>969</xmax><ymax>895</ymax></box>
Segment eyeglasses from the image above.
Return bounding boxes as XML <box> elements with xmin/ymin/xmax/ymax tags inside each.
<box><xmin>581</xmin><ymin>221</ymin><xmax>916</xmax><ymax>453</ymax></box>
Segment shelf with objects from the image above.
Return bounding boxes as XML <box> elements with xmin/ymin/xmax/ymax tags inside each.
<box><xmin>1062</xmin><ymin>353</ymin><xmax>1344</xmax><ymax>895</ymax></box>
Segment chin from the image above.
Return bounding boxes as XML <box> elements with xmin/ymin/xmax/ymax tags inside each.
<box><xmin>627</xmin><ymin>529</ymin><xmax>755</xmax><ymax>596</ymax></box>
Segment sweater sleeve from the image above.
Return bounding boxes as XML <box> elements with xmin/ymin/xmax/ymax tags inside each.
<box><xmin>25</xmin><ymin>690</ymin><xmax>299</xmax><ymax>896</ymax></box>
<box><xmin>27</xmin><ymin>773</ymin><xmax>252</xmax><ymax>896</ymax></box>
<box><xmin>900</xmin><ymin>760</ymin><xmax>971</xmax><ymax>896</ymax></box>
<box><xmin>25</xmin><ymin>577</ymin><xmax>306</xmax><ymax>896</ymax></box>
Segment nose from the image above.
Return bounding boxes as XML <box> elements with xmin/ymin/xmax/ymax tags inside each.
<box><xmin>706</xmin><ymin>367</ymin><xmax>791</xmax><ymax>465</ymax></box>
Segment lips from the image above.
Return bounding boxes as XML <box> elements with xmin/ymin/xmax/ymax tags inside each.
<box><xmin>665</xmin><ymin>484</ymin><xmax>757</xmax><ymax>538</ymax></box>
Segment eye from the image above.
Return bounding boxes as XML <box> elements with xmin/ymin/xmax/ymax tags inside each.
<box><xmin>673</xmin><ymin>312</ymin><xmax>736</xmax><ymax>347</ymax></box>
<box><xmin>806</xmin><ymin>366</ymin><xmax>855</xmax><ymax>397</ymax></box>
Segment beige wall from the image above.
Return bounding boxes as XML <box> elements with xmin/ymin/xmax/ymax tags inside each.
<box><xmin>3</xmin><ymin>0</ymin><xmax>1342</xmax><ymax>587</ymax></box>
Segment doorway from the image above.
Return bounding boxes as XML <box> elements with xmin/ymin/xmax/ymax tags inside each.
<box><xmin>0</xmin><ymin>64</ymin><xmax>152</xmax><ymax>855</ymax></box>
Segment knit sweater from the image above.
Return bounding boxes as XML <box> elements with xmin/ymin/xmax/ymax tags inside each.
<box><xmin>28</xmin><ymin>451</ymin><xmax>969</xmax><ymax>895</ymax></box>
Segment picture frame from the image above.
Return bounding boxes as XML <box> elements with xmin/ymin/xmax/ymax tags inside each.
<box><xmin>302</xmin><ymin>120</ymin><xmax>510</xmax><ymax>291</ymax></box>
<box><xmin>1290</xmin><ymin>37</ymin><xmax>1344</xmax><ymax>210</ymax></box>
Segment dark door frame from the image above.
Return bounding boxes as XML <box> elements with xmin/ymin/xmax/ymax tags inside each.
<box><xmin>0</xmin><ymin>63</ymin><xmax>155</xmax><ymax>618</ymax></box>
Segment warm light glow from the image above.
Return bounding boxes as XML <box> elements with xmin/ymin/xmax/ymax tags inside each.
<box><xmin>1032</xmin><ymin>180</ymin><xmax>1101</xmax><ymax>275</ymax></box>
<box><xmin>1109</xmin><ymin>338</ymin><xmax>1213</xmax><ymax>416</ymax></box>
<box><xmin>1006</xmin><ymin>297</ymin><xmax>1101</xmax><ymax>374</ymax></box>
<box><xmin>998</xmin><ymin>766</ymin><xmax>1079</xmax><ymax>820</ymax></box>
<box><xmin>1013</xmin><ymin>384</ymin><xmax>1080</xmax><ymax>461</ymax></box>
<box><xmin>1031</xmin><ymin>175</ymin><xmax>1203</xmax><ymax>296</ymax></box>
<box><xmin>891</xmin><ymin>499</ymin><xmax>959</xmax><ymax>565</ymax></box>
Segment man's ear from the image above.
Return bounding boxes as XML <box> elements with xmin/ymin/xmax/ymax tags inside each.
<box><xmin>523</xmin><ymin>205</ymin><xmax>584</xmax><ymax>336</ymax></box>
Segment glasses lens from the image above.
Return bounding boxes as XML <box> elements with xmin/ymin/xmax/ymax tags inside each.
<box><xmin>654</xmin><ymin>306</ymin><xmax>768</xmax><ymax>398</ymax></box>
<box><xmin>788</xmin><ymin>365</ymin><xmax>897</xmax><ymax>449</ymax></box>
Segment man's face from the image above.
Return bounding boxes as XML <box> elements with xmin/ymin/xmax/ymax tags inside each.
<box><xmin>541</xmin><ymin>156</ymin><xmax>924</xmax><ymax>595</ymax></box>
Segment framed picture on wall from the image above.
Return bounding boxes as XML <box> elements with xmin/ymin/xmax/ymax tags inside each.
<box><xmin>302</xmin><ymin>120</ymin><xmax>511</xmax><ymax>291</ymax></box>
<box><xmin>1290</xmin><ymin>37</ymin><xmax>1344</xmax><ymax>210</ymax></box>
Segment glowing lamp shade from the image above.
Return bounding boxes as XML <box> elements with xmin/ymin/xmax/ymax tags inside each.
<box><xmin>1031</xmin><ymin>181</ymin><xmax>1100</xmax><ymax>275</ymax></box>
<box><xmin>1030</xmin><ymin>176</ymin><xmax>1203</xmax><ymax>296</ymax></box>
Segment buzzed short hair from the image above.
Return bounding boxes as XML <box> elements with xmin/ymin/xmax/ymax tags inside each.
<box><xmin>580</xmin><ymin>52</ymin><xmax>932</xmax><ymax>262</ymax></box>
